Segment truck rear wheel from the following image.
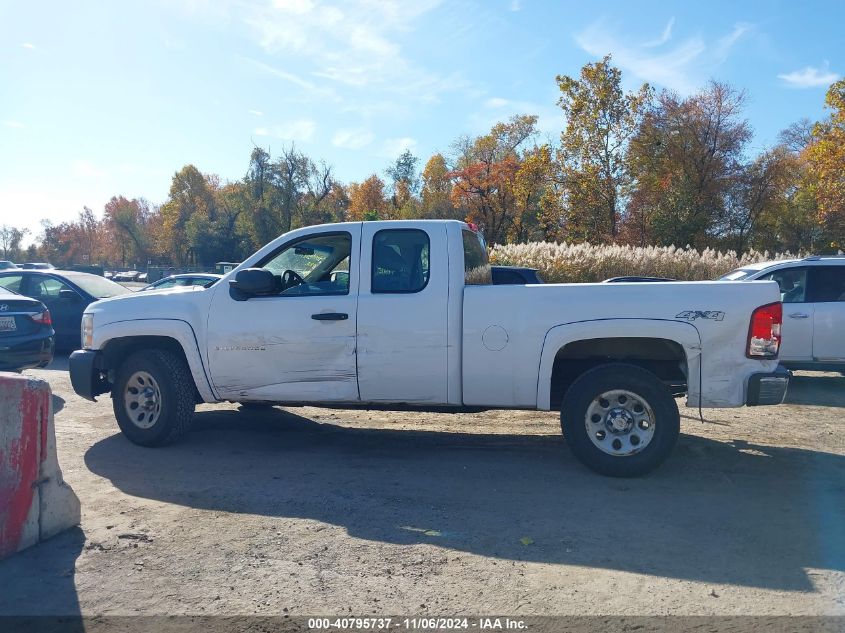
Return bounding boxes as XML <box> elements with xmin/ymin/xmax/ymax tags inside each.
<box><xmin>112</xmin><ymin>349</ymin><xmax>196</xmax><ymax>446</ymax></box>
<box><xmin>561</xmin><ymin>363</ymin><xmax>679</xmax><ymax>477</ymax></box>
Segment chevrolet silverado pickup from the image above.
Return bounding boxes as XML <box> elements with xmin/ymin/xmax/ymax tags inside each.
<box><xmin>69</xmin><ymin>220</ymin><xmax>788</xmax><ymax>476</ymax></box>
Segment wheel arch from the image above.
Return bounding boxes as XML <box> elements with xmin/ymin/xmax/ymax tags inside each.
<box><xmin>95</xmin><ymin>320</ymin><xmax>217</xmax><ymax>403</ymax></box>
<box><xmin>536</xmin><ymin>319</ymin><xmax>702</xmax><ymax>411</ymax></box>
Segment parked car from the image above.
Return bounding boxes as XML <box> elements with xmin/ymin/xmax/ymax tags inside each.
<box><xmin>112</xmin><ymin>271</ymin><xmax>142</xmax><ymax>282</ymax></box>
<box><xmin>21</xmin><ymin>262</ymin><xmax>55</xmax><ymax>270</ymax></box>
<box><xmin>141</xmin><ymin>273</ymin><xmax>221</xmax><ymax>291</ymax></box>
<box><xmin>69</xmin><ymin>220</ymin><xmax>788</xmax><ymax>477</ymax></box>
<box><xmin>0</xmin><ymin>261</ymin><xmax>19</xmax><ymax>270</ymax></box>
<box><xmin>0</xmin><ymin>269</ymin><xmax>131</xmax><ymax>350</ymax></box>
<box><xmin>490</xmin><ymin>266</ymin><xmax>543</xmax><ymax>285</ymax></box>
<box><xmin>719</xmin><ymin>255</ymin><xmax>845</xmax><ymax>372</ymax></box>
<box><xmin>0</xmin><ymin>287</ymin><xmax>54</xmax><ymax>371</ymax></box>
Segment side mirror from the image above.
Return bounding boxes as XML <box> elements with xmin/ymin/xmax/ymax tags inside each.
<box><xmin>59</xmin><ymin>289</ymin><xmax>80</xmax><ymax>301</ymax></box>
<box><xmin>229</xmin><ymin>268</ymin><xmax>279</xmax><ymax>300</ymax></box>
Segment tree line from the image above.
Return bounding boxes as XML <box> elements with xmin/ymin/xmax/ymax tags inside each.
<box><xmin>4</xmin><ymin>55</ymin><xmax>844</xmax><ymax>268</ymax></box>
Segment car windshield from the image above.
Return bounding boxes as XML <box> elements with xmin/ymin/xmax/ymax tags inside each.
<box><xmin>718</xmin><ymin>268</ymin><xmax>757</xmax><ymax>281</ymax></box>
<box><xmin>65</xmin><ymin>273</ymin><xmax>133</xmax><ymax>298</ymax></box>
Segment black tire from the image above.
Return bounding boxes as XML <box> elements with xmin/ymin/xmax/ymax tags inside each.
<box><xmin>112</xmin><ymin>349</ymin><xmax>196</xmax><ymax>446</ymax></box>
<box><xmin>561</xmin><ymin>363</ymin><xmax>679</xmax><ymax>477</ymax></box>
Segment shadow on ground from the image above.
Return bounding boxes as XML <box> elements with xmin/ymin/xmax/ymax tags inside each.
<box><xmin>784</xmin><ymin>373</ymin><xmax>845</xmax><ymax>407</ymax></box>
<box><xmin>0</xmin><ymin>527</ymin><xmax>85</xmax><ymax>619</ymax></box>
<box><xmin>84</xmin><ymin>407</ymin><xmax>845</xmax><ymax>593</ymax></box>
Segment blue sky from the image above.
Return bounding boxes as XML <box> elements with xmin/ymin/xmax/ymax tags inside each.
<box><xmin>1</xmin><ymin>0</ymin><xmax>843</xmax><ymax>243</ymax></box>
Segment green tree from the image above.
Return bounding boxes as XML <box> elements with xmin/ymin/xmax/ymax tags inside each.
<box><xmin>0</xmin><ymin>225</ymin><xmax>29</xmax><ymax>261</ymax></box>
<box><xmin>625</xmin><ymin>82</ymin><xmax>750</xmax><ymax>247</ymax></box>
<box><xmin>419</xmin><ymin>153</ymin><xmax>458</xmax><ymax>219</ymax></box>
<box><xmin>807</xmin><ymin>79</ymin><xmax>845</xmax><ymax>248</ymax></box>
<box><xmin>556</xmin><ymin>55</ymin><xmax>652</xmax><ymax>241</ymax></box>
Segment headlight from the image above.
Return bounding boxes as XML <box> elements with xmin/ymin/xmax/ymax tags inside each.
<box><xmin>81</xmin><ymin>314</ymin><xmax>94</xmax><ymax>349</ymax></box>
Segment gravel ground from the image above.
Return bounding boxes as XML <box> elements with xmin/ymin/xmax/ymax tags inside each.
<box><xmin>0</xmin><ymin>358</ymin><xmax>843</xmax><ymax>617</ymax></box>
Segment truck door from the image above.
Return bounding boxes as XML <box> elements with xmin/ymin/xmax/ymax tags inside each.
<box><xmin>206</xmin><ymin>226</ymin><xmax>361</xmax><ymax>402</ymax></box>
<box><xmin>356</xmin><ymin>222</ymin><xmax>449</xmax><ymax>404</ymax></box>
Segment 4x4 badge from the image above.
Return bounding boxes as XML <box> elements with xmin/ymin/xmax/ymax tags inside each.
<box><xmin>676</xmin><ymin>310</ymin><xmax>725</xmax><ymax>321</ymax></box>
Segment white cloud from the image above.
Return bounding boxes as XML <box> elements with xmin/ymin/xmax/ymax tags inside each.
<box><xmin>21</xmin><ymin>42</ymin><xmax>35</xmax><ymax>50</ymax></box>
<box><xmin>575</xmin><ymin>19</ymin><xmax>751</xmax><ymax>94</ymax></box>
<box><xmin>241</xmin><ymin>0</ymin><xmax>466</xmax><ymax>105</ymax></box>
<box><xmin>715</xmin><ymin>23</ymin><xmax>752</xmax><ymax>63</ymax></box>
<box><xmin>381</xmin><ymin>137</ymin><xmax>418</xmax><ymax>158</ymax></box>
<box><xmin>2</xmin><ymin>120</ymin><xmax>25</xmax><ymax>129</ymax></box>
<box><xmin>72</xmin><ymin>160</ymin><xmax>107</xmax><ymax>178</ymax></box>
<box><xmin>778</xmin><ymin>63</ymin><xmax>840</xmax><ymax>89</ymax></box>
<box><xmin>248</xmin><ymin>109</ymin><xmax>264</xmax><ymax>116</ymax></box>
<box><xmin>332</xmin><ymin>127</ymin><xmax>374</xmax><ymax>149</ymax></box>
<box><xmin>254</xmin><ymin>119</ymin><xmax>316</xmax><ymax>142</ymax></box>
<box><xmin>244</xmin><ymin>57</ymin><xmax>327</xmax><ymax>94</ymax></box>
<box><xmin>485</xmin><ymin>97</ymin><xmax>510</xmax><ymax>108</ymax></box>
<box><xmin>272</xmin><ymin>0</ymin><xmax>315</xmax><ymax>14</ymax></box>
<box><xmin>642</xmin><ymin>17</ymin><xmax>674</xmax><ymax>48</ymax></box>
<box><xmin>509</xmin><ymin>0</ymin><xmax>521</xmax><ymax>11</ymax></box>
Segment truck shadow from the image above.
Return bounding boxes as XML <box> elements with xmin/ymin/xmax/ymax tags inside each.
<box><xmin>84</xmin><ymin>408</ymin><xmax>845</xmax><ymax>592</ymax></box>
<box><xmin>784</xmin><ymin>372</ymin><xmax>845</xmax><ymax>407</ymax></box>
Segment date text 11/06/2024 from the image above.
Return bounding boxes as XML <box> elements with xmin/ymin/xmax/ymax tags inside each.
<box><xmin>307</xmin><ymin>617</ymin><xmax>527</xmax><ymax>630</ymax></box>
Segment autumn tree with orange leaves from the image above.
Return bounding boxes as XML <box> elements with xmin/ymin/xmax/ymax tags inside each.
<box><xmin>449</xmin><ymin>115</ymin><xmax>542</xmax><ymax>244</ymax></box>
<box><xmin>806</xmin><ymin>79</ymin><xmax>845</xmax><ymax>248</ymax></box>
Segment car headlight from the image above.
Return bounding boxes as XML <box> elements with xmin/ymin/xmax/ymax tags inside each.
<box><xmin>81</xmin><ymin>314</ymin><xmax>94</xmax><ymax>349</ymax></box>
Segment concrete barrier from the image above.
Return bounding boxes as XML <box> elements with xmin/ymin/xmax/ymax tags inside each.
<box><xmin>0</xmin><ymin>373</ymin><xmax>80</xmax><ymax>559</ymax></box>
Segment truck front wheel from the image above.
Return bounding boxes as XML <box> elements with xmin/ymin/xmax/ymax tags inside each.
<box><xmin>112</xmin><ymin>349</ymin><xmax>196</xmax><ymax>446</ymax></box>
<box><xmin>561</xmin><ymin>363</ymin><xmax>679</xmax><ymax>477</ymax></box>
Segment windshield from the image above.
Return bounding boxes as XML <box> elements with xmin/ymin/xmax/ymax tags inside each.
<box><xmin>718</xmin><ymin>268</ymin><xmax>757</xmax><ymax>281</ymax></box>
<box><xmin>65</xmin><ymin>273</ymin><xmax>133</xmax><ymax>298</ymax></box>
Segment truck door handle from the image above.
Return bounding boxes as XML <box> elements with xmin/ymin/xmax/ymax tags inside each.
<box><xmin>311</xmin><ymin>312</ymin><xmax>348</xmax><ymax>321</ymax></box>
<box><xmin>789</xmin><ymin>313</ymin><xmax>809</xmax><ymax>319</ymax></box>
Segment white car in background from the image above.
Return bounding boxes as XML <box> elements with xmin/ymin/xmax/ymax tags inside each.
<box><xmin>721</xmin><ymin>256</ymin><xmax>845</xmax><ymax>372</ymax></box>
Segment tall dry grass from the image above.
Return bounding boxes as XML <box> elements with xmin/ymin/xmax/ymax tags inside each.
<box><xmin>489</xmin><ymin>242</ymin><xmax>797</xmax><ymax>283</ymax></box>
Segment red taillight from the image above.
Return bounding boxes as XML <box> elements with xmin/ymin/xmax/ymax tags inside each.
<box><xmin>747</xmin><ymin>302</ymin><xmax>781</xmax><ymax>358</ymax></box>
<box><xmin>29</xmin><ymin>309</ymin><xmax>52</xmax><ymax>326</ymax></box>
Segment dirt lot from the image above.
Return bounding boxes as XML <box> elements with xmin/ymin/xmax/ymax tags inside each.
<box><xmin>1</xmin><ymin>358</ymin><xmax>843</xmax><ymax>616</ymax></box>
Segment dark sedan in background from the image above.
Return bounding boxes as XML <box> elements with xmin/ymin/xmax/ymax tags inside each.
<box><xmin>490</xmin><ymin>266</ymin><xmax>544</xmax><ymax>285</ymax></box>
<box><xmin>0</xmin><ymin>270</ymin><xmax>131</xmax><ymax>350</ymax></box>
<box><xmin>0</xmin><ymin>288</ymin><xmax>54</xmax><ymax>371</ymax></box>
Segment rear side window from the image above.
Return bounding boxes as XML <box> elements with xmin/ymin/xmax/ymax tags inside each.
<box><xmin>0</xmin><ymin>274</ymin><xmax>24</xmax><ymax>293</ymax></box>
<box><xmin>808</xmin><ymin>266</ymin><xmax>845</xmax><ymax>302</ymax></box>
<box><xmin>462</xmin><ymin>229</ymin><xmax>492</xmax><ymax>285</ymax></box>
<box><xmin>759</xmin><ymin>268</ymin><xmax>808</xmax><ymax>303</ymax></box>
<box><xmin>27</xmin><ymin>276</ymin><xmax>75</xmax><ymax>299</ymax></box>
<box><xmin>372</xmin><ymin>229</ymin><xmax>430</xmax><ymax>294</ymax></box>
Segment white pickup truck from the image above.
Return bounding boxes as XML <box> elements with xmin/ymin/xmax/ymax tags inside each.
<box><xmin>69</xmin><ymin>220</ymin><xmax>789</xmax><ymax>476</ymax></box>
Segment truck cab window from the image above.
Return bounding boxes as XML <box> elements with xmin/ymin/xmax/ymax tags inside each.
<box><xmin>372</xmin><ymin>229</ymin><xmax>430</xmax><ymax>293</ymax></box>
<box><xmin>261</xmin><ymin>232</ymin><xmax>352</xmax><ymax>296</ymax></box>
<box><xmin>462</xmin><ymin>229</ymin><xmax>492</xmax><ymax>285</ymax></box>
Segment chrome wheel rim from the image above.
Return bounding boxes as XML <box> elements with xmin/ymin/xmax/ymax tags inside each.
<box><xmin>123</xmin><ymin>371</ymin><xmax>162</xmax><ymax>429</ymax></box>
<box><xmin>585</xmin><ymin>389</ymin><xmax>655</xmax><ymax>456</ymax></box>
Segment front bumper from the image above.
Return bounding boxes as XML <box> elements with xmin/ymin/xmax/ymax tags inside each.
<box><xmin>746</xmin><ymin>365</ymin><xmax>790</xmax><ymax>406</ymax></box>
<box><xmin>69</xmin><ymin>349</ymin><xmax>109</xmax><ymax>401</ymax></box>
